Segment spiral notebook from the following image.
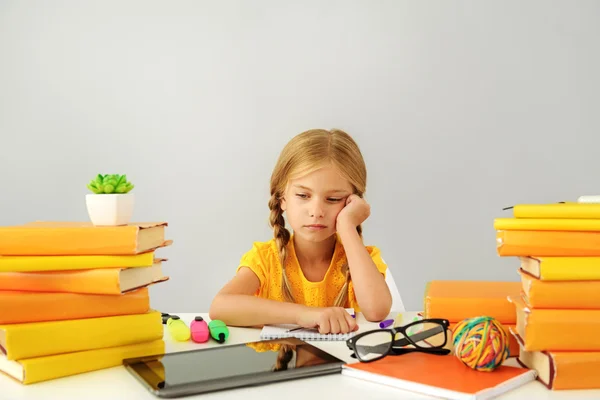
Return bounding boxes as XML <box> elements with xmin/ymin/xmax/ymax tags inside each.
<box><xmin>260</xmin><ymin>324</ymin><xmax>357</xmax><ymax>341</ymax></box>
<box><xmin>260</xmin><ymin>309</ymin><xmax>357</xmax><ymax>341</ymax></box>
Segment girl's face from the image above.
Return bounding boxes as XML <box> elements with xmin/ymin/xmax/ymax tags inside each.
<box><xmin>281</xmin><ymin>165</ymin><xmax>353</xmax><ymax>243</ymax></box>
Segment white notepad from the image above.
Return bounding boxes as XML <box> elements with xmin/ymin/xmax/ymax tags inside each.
<box><xmin>260</xmin><ymin>324</ymin><xmax>357</xmax><ymax>341</ymax></box>
<box><xmin>259</xmin><ymin>308</ymin><xmax>357</xmax><ymax>341</ymax></box>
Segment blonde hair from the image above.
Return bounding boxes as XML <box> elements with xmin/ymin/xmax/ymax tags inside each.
<box><xmin>268</xmin><ymin>129</ymin><xmax>367</xmax><ymax>306</ymax></box>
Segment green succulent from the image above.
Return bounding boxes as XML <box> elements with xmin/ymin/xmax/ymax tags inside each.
<box><xmin>87</xmin><ymin>174</ymin><xmax>134</xmax><ymax>194</ymax></box>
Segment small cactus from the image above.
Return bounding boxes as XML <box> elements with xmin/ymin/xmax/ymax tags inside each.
<box><xmin>87</xmin><ymin>174</ymin><xmax>134</xmax><ymax>194</ymax></box>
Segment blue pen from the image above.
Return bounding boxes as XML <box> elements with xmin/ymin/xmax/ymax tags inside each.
<box><xmin>379</xmin><ymin>319</ymin><xmax>394</xmax><ymax>329</ymax></box>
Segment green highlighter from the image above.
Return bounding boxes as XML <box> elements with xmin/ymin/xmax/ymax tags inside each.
<box><xmin>208</xmin><ymin>320</ymin><xmax>229</xmax><ymax>343</ymax></box>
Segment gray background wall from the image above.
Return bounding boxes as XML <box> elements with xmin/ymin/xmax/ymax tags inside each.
<box><xmin>1</xmin><ymin>0</ymin><xmax>599</xmax><ymax>314</ymax></box>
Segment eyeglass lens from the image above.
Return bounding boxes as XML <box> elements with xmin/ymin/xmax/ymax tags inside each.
<box><xmin>401</xmin><ymin>321</ymin><xmax>447</xmax><ymax>349</ymax></box>
<box><xmin>353</xmin><ymin>320</ymin><xmax>447</xmax><ymax>361</ymax></box>
<box><xmin>353</xmin><ymin>331</ymin><xmax>393</xmax><ymax>361</ymax></box>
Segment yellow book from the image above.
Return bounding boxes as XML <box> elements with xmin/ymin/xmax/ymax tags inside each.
<box><xmin>0</xmin><ymin>339</ymin><xmax>165</xmax><ymax>384</ymax></box>
<box><xmin>0</xmin><ymin>311</ymin><xmax>162</xmax><ymax>360</ymax></box>
<box><xmin>0</xmin><ymin>252</ymin><xmax>155</xmax><ymax>272</ymax></box>
<box><xmin>513</xmin><ymin>203</ymin><xmax>600</xmax><ymax>219</ymax></box>
<box><xmin>520</xmin><ymin>256</ymin><xmax>600</xmax><ymax>281</ymax></box>
<box><xmin>494</xmin><ymin>218</ymin><xmax>600</xmax><ymax>231</ymax></box>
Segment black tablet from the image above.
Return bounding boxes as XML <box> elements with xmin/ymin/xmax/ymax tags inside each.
<box><xmin>123</xmin><ymin>338</ymin><xmax>345</xmax><ymax>398</ymax></box>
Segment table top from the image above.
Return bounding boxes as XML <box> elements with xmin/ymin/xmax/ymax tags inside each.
<box><xmin>2</xmin><ymin>312</ymin><xmax>599</xmax><ymax>400</ymax></box>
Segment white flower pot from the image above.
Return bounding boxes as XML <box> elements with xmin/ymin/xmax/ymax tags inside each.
<box><xmin>86</xmin><ymin>193</ymin><xmax>134</xmax><ymax>226</ymax></box>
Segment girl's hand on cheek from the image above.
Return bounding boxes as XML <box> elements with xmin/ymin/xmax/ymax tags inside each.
<box><xmin>336</xmin><ymin>194</ymin><xmax>370</xmax><ymax>231</ymax></box>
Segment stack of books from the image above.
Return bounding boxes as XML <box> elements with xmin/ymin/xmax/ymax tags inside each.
<box><xmin>0</xmin><ymin>221</ymin><xmax>171</xmax><ymax>384</ymax></box>
<box><xmin>495</xmin><ymin>202</ymin><xmax>600</xmax><ymax>390</ymax></box>
<box><xmin>423</xmin><ymin>280</ymin><xmax>521</xmax><ymax>357</ymax></box>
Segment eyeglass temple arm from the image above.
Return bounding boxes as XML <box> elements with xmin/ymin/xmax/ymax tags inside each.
<box><xmin>391</xmin><ymin>347</ymin><xmax>450</xmax><ymax>356</ymax></box>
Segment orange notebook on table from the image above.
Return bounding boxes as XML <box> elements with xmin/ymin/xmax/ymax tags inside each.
<box><xmin>341</xmin><ymin>353</ymin><xmax>536</xmax><ymax>399</ymax></box>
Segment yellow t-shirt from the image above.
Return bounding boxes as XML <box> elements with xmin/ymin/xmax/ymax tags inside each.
<box><xmin>236</xmin><ymin>234</ymin><xmax>387</xmax><ymax>312</ymax></box>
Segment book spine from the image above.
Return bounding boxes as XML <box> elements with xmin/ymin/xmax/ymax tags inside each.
<box><xmin>19</xmin><ymin>340</ymin><xmax>165</xmax><ymax>384</ymax></box>
<box><xmin>494</xmin><ymin>218</ymin><xmax>600</xmax><ymax>231</ymax></box>
<box><xmin>0</xmin><ymin>269</ymin><xmax>119</xmax><ymax>294</ymax></box>
<box><xmin>0</xmin><ymin>268</ymin><xmax>124</xmax><ymax>294</ymax></box>
<box><xmin>550</xmin><ymin>352</ymin><xmax>600</xmax><ymax>390</ymax></box>
<box><xmin>538</xmin><ymin>258</ymin><xmax>600</xmax><ymax>281</ymax></box>
<box><xmin>523</xmin><ymin>273</ymin><xmax>600</xmax><ymax>309</ymax></box>
<box><xmin>524</xmin><ymin>310</ymin><xmax>600</xmax><ymax>351</ymax></box>
<box><xmin>0</xmin><ymin>288</ymin><xmax>149</xmax><ymax>324</ymax></box>
<box><xmin>0</xmin><ymin>227</ymin><xmax>137</xmax><ymax>255</ymax></box>
<box><xmin>513</xmin><ymin>204</ymin><xmax>600</xmax><ymax>219</ymax></box>
<box><xmin>3</xmin><ymin>310</ymin><xmax>162</xmax><ymax>360</ymax></box>
<box><xmin>497</xmin><ymin>230</ymin><xmax>600</xmax><ymax>257</ymax></box>
<box><xmin>0</xmin><ymin>252</ymin><xmax>154</xmax><ymax>272</ymax></box>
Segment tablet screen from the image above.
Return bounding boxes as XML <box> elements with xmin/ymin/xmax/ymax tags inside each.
<box><xmin>123</xmin><ymin>339</ymin><xmax>344</xmax><ymax>396</ymax></box>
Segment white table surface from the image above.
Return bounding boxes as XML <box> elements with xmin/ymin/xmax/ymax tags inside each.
<box><xmin>2</xmin><ymin>312</ymin><xmax>600</xmax><ymax>400</ymax></box>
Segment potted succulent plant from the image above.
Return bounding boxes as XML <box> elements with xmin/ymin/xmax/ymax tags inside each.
<box><xmin>86</xmin><ymin>174</ymin><xmax>135</xmax><ymax>226</ymax></box>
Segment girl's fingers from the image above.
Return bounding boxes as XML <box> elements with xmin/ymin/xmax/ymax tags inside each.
<box><xmin>344</xmin><ymin>312</ymin><xmax>357</xmax><ymax>331</ymax></box>
<box><xmin>338</xmin><ymin>316</ymin><xmax>350</xmax><ymax>334</ymax></box>
<box><xmin>318</xmin><ymin>317</ymin><xmax>331</xmax><ymax>334</ymax></box>
<box><xmin>329</xmin><ymin>317</ymin><xmax>341</xmax><ymax>334</ymax></box>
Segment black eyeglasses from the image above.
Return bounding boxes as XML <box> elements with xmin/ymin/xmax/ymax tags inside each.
<box><xmin>346</xmin><ymin>318</ymin><xmax>451</xmax><ymax>362</ymax></box>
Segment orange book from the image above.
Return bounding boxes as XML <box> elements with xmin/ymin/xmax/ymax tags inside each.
<box><xmin>496</xmin><ymin>230</ymin><xmax>600</xmax><ymax>256</ymax></box>
<box><xmin>0</xmin><ymin>287</ymin><xmax>149</xmax><ymax>324</ymax></box>
<box><xmin>449</xmin><ymin>322</ymin><xmax>519</xmax><ymax>358</ymax></box>
<box><xmin>0</xmin><ymin>221</ymin><xmax>169</xmax><ymax>255</ymax></box>
<box><xmin>424</xmin><ymin>281</ymin><xmax>520</xmax><ymax>324</ymax></box>
<box><xmin>508</xmin><ymin>295</ymin><xmax>600</xmax><ymax>351</ymax></box>
<box><xmin>494</xmin><ymin>217</ymin><xmax>600</xmax><ymax>231</ymax></box>
<box><xmin>519</xmin><ymin>269</ymin><xmax>600</xmax><ymax>309</ymax></box>
<box><xmin>513</xmin><ymin>332</ymin><xmax>600</xmax><ymax>390</ymax></box>
<box><xmin>341</xmin><ymin>352</ymin><xmax>536</xmax><ymax>399</ymax></box>
<box><xmin>0</xmin><ymin>259</ymin><xmax>168</xmax><ymax>295</ymax></box>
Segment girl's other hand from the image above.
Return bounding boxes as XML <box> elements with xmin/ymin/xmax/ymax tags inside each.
<box><xmin>296</xmin><ymin>307</ymin><xmax>358</xmax><ymax>334</ymax></box>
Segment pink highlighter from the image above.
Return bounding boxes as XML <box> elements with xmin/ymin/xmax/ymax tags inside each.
<box><xmin>190</xmin><ymin>316</ymin><xmax>210</xmax><ymax>343</ymax></box>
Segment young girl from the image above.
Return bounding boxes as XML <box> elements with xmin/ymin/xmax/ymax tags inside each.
<box><xmin>209</xmin><ymin>129</ymin><xmax>392</xmax><ymax>334</ymax></box>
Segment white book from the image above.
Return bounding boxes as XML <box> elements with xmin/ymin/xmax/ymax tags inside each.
<box><xmin>578</xmin><ymin>195</ymin><xmax>600</xmax><ymax>203</ymax></box>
